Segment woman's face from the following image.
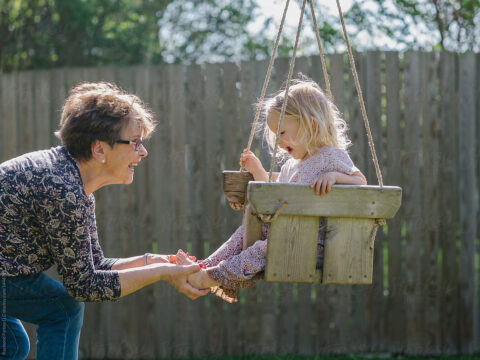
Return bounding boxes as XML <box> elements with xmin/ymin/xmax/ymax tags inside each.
<box><xmin>103</xmin><ymin>118</ymin><xmax>148</xmax><ymax>185</ymax></box>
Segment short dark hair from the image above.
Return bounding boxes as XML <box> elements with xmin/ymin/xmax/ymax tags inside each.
<box><xmin>55</xmin><ymin>82</ymin><xmax>156</xmax><ymax>161</ymax></box>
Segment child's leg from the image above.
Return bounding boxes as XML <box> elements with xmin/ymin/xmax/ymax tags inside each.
<box><xmin>189</xmin><ymin>239</ymin><xmax>267</xmax><ymax>292</ymax></box>
<box><xmin>204</xmin><ymin>239</ymin><xmax>267</xmax><ymax>303</ymax></box>
<box><xmin>206</xmin><ymin>239</ymin><xmax>267</xmax><ymax>288</ymax></box>
<box><xmin>201</xmin><ymin>225</ymin><xmax>246</xmax><ymax>267</ymax></box>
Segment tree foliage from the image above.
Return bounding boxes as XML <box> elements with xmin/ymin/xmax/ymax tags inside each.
<box><xmin>352</xmin><ymin>0</ymin><xmax>480</xmax><ymax>51</ymax></box>
<box><xmin>0</xmin><ymin>0</ymin><xmax>478</xmax><ymax>73</ymax></box>
<box><xmin>0</xmin><ymin>0</ymin><xmax>167</xmax><ymax>72</ymax></box>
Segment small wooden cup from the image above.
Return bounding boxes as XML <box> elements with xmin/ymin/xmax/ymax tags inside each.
<box><xmin>222</xmin><ymin>170</ymin><xmax>254</xmax><ymax>209</ymax></box>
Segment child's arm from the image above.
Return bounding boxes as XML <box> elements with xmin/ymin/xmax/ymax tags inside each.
<box><xmin>311</xmin><ymin>170</ymin><xmax>367</xmax><ymax>196</ymax></box>
<box><xmin>240</xmin><ymin>150</ymin><xmax>276</xmax><ymax>182</ymax></box>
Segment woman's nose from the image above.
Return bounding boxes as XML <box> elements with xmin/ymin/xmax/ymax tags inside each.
<box><xmin>138</xmin><ymin>144</ymin><xmax>148</xmax><ymax>157</ymax></box>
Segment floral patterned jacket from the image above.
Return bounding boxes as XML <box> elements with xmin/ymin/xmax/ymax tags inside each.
<box><xmin>0</xmin><ymin>146</ymin><xmax>121</xmax><ymax>302</ymax></box>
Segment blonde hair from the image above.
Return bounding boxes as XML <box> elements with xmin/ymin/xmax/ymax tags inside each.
<box><xmin>261</xmin><ymin>75</ymin><xmax>351</xmax><ymax>159</ymax></box>
<box><xmin>56</xmin><ymin>82</ymin><xmax>156</xmax><ymax>161</ymax></box>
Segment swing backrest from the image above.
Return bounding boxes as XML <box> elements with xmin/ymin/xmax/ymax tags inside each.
<box><xmin>246</xmin><ymin>182</ymin><xmax>402</xmax><ymax>284</ymax></box>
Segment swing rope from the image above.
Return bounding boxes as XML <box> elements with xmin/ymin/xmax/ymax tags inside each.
<box><xmin>335</xmin><ymin>0</ymin><xmax>383</xmax><ymax>187</ymax></box>
<box><xmin>268</xmin><ymin>0</ymin><xmax>308</xmax><ymax>182</ymax></box>
<box><xmin>242</xmin><ymin>0</ymin><xmax>291</xmax><ymax>171</ymax></box>
<box><xmin>241</xmin><ymin>0</ymin><xmax>384</xmax><ymax>188</ymax></box>
<box><xmin>309</xmin><ymin>0</ymin><xmax>332</xmax><ymax>101</ymax></box>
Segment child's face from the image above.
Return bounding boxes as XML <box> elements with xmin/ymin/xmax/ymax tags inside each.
<box><xmin>267</xmin><ymin>111</ymin><xmax>308</xmax><ymax>160</ymax></box>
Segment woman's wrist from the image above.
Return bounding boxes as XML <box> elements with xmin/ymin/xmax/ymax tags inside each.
<box><xmin>143</xmin><ymin>253</ymin><xmax>151</xmax><ymax>266</ymax></box>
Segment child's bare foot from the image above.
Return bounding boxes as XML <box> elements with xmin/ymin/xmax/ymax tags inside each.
<box><xmin>228</xmin><ymin>201</ymin><xmax>244</xmax><ymax>211</ymax></box>
<box><xmin>175</xmin><ymin>249</ymin><xmax>197</xmax><ymax>265</ymax></box>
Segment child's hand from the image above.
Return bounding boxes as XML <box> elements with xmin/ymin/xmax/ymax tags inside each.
<box><xmin>310</xmin><ymin>171</ymin><xmax>339</xmax><ymax>196</ymax></box>
<box><xmin>240</xmin><ymin>149</ymin><xmax>267</xmax><ymax>181</ymax></box>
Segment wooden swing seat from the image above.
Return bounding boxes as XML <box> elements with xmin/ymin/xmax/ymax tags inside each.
<box><xmin>219</xmin><ymin>0</ymin><xmax>403</xmax><ymax>286</ymax></box>
<box><xmin>244</xmin><ymin>182</ymin><xmax>402</xmax><ymax>285</ymax></box>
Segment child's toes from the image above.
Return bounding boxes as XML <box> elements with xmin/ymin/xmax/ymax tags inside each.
<box><xmin>175</xmin><ymin>250</ymin><xmax>187</xmax><ymax>264</ymax></box>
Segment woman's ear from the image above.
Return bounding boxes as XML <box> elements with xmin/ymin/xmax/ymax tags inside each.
<box><xmin>91</xmin><ymin>140</ymin><xmax>107</xmax><ymax>164</ymax></box>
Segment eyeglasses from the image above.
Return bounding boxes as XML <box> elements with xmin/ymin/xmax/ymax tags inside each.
<box><xmin>115</xmin><ymin>138</ymin><xmax>144</xmax><ymax>151</ymax></box>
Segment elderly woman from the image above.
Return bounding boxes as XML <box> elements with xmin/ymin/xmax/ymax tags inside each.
<box><xmin>0</xmin><ymin>82</ymin><xmax>208</xmax><ymax>360</ymax></box>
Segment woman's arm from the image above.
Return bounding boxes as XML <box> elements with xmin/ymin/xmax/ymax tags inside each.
<box><xmin>111</xmin><ymin>253</ymin><xmax>171</xmax><ymax>270</ymax></box>
<box><xmin>117</xmin><ymin>263</ymin><xmax>209</xmax><ymax>299</ymax></box>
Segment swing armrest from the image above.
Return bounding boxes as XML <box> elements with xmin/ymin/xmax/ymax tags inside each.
<box><xmin>247</xmin><ymin>182</ymin><xmax>402</xmax><ymax>219</ymax></box>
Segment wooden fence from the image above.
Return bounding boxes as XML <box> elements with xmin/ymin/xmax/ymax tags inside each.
<box><xmin>0</xmin><ymin>51</ymin><xmax>479</xmax><ymax>358</ymax></box>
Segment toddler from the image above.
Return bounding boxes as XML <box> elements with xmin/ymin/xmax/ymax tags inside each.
<box><xmin>175</xmin><ymin>76</ymin><xmax>366</xmax><ymax>302</ymax></box>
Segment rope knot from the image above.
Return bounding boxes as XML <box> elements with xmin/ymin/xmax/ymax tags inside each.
<box><xmin>369</xmin><ymin>218</ymin><xmax>386</xmax><ymax>249</ymax></box>
<box><xmin>257</xmin><ymin>201</ymin><xmax>288</xmax><ymax>223</ymax></box>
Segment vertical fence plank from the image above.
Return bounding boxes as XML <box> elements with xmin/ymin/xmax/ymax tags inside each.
<box><xmin>273</xmin><ymin>57</ymin><xmax>296</xmax><ymax>356</ymax></box>
<box><xmin>113</xmin><ymin>66</ymin><xmax>140</xmax><ymax>359</ymax></box>
<box><xmin>78</xmin><ymin>67</ymin><xmax>100</xmax><ymax>360</ymax></box>
<box><xmin>457</xmin><ymin>52</ymin><xmax>477</xmax><ymax>354</ymax></box>
<box><xmin>77</xmin><ymin>67</ymin><xmax>105</xmax><ymax>360</ymax></box>
<box><xmin>310</xmin><ymin>55</ymin><xmax>326</xmax><ymax>98</ymax></box>
<box><xmin>0</xmin><ymin>74</ymin><xmax>20</xmax><ymax>162</ymax></box>
<box><xmin>61</xmin><ymin>68</ymin><xmax>98</xmax><ymax>359</ymax></box>
<box><xmin>2</xmin><ymin>71</ymin><xmax>28</xmax><ymax>355</ymax></box>
<box><xmin>421</xmin><ymin>52</ymin><xmax>441</xmax><ymax>354</ymax></box>
<box><xmin>133</xmin><ymin>65</ymin><xmax>156</xmax><ymax>360</ymax></box>
<box><xmin>291</xmin><ymin>56</ymin><xmax>315</xmax><ymax>356</ymax></box>
<box><xmin>239</xmin><ymin>59</ymin><xmax>261</xmax><ymax>355</ymax></box>
<box><xmin>385</xmin><ymin>51</ymin><xmax>405</xmax><ymax>353</ymax></box>
<box><xmin>49</xmin><ymin>68</ymin><xmax>66</xmax><ymax>147</ymax></box>
<box><xmin>365</xmin><ymin>50</ymin><xmax>385</xmax><ymax>352</ymax></box>
<box><xmin>149</xmin><ymin>65</ymin><xmax>174</xmax><ymax>359</ymax></box>
<box><xmin>94</xmin><ymin>67</ymin><xmax>118</xmax><ymax>360</ymax></box>
<box><xmin>326</xmin><ymin>52</ymin><xmax>352</xmax><ymax>354</ymax></box>
<box><xmin>17</xmin><ymin>71</ymin><xmax>35</xmax><ymax>156</ymax></box>
<box><xmin>186</xmin><ymin>63</ymin><xmax>209</xmax><ymax>358</ymax></box>
<box><xmin>204</xmin><ymin>63</ymin><xmax>226</xmax><ymax>357</ymax></box>
<box><xmin>254</xmin><ymin>59</ymin><xmax>277</xmax><ymax>356</ymax></box>
<box><xmin>165</xmin><ymin>64</ymin><xmax>190</xmax><ymax>359</ymax></box>
<box><xmin>439</xmin><ymin>52</ymin><xmax>460</xmax><ymax>354</ymax></box>
<box><xmin>403</xmin><ymin>51</ymin><xmax>424</xmax><ymax>354</ymax></box>
<box><xmin>347</xmin><ymin>52</ymin><xmax>368</xmax><ymax>353</ymax></box>
<box><xmin>222</xmin><ymin>62</ymin><xmax>244</xmax><ymax>356</ymax></box>
<box><xmin>0</xmin><ymin>72</ymin><xmax>26</xmax><ymax>356</ymax></box>
<box><xmin>33</xmin><ymin>70</ymin><xmax>51</xmax><ymax>150</ymax></box>
<box><xmin>309</xmin><ymin>54</ymin><xmax>330</xmax><ymax>355</ymax></box>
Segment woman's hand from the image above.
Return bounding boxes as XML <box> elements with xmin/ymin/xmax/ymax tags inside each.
<box><xmin>240</xmin><ymin>150</ymin><xmax>267</xmax><ymax>181</ymax></box>
<box><xmin>166</xmin><ymin>264</ymin><xmax>211</xmax><ymax>299</ymax></box>
<box><xmin>146</xmin><ymin>254</ymin><xmax>171</xmax><ymax>264</ymax></box>
<box><xmin>187</xmin><ymin>269</ymin><xmax>220</xmax><ymax>289</ymax></box>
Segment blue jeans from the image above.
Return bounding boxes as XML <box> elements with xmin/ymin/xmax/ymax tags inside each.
<box><xmin>1</xmin><ymin>273</ymin><xmax>84</xmax><ymax>360</ymax></box>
